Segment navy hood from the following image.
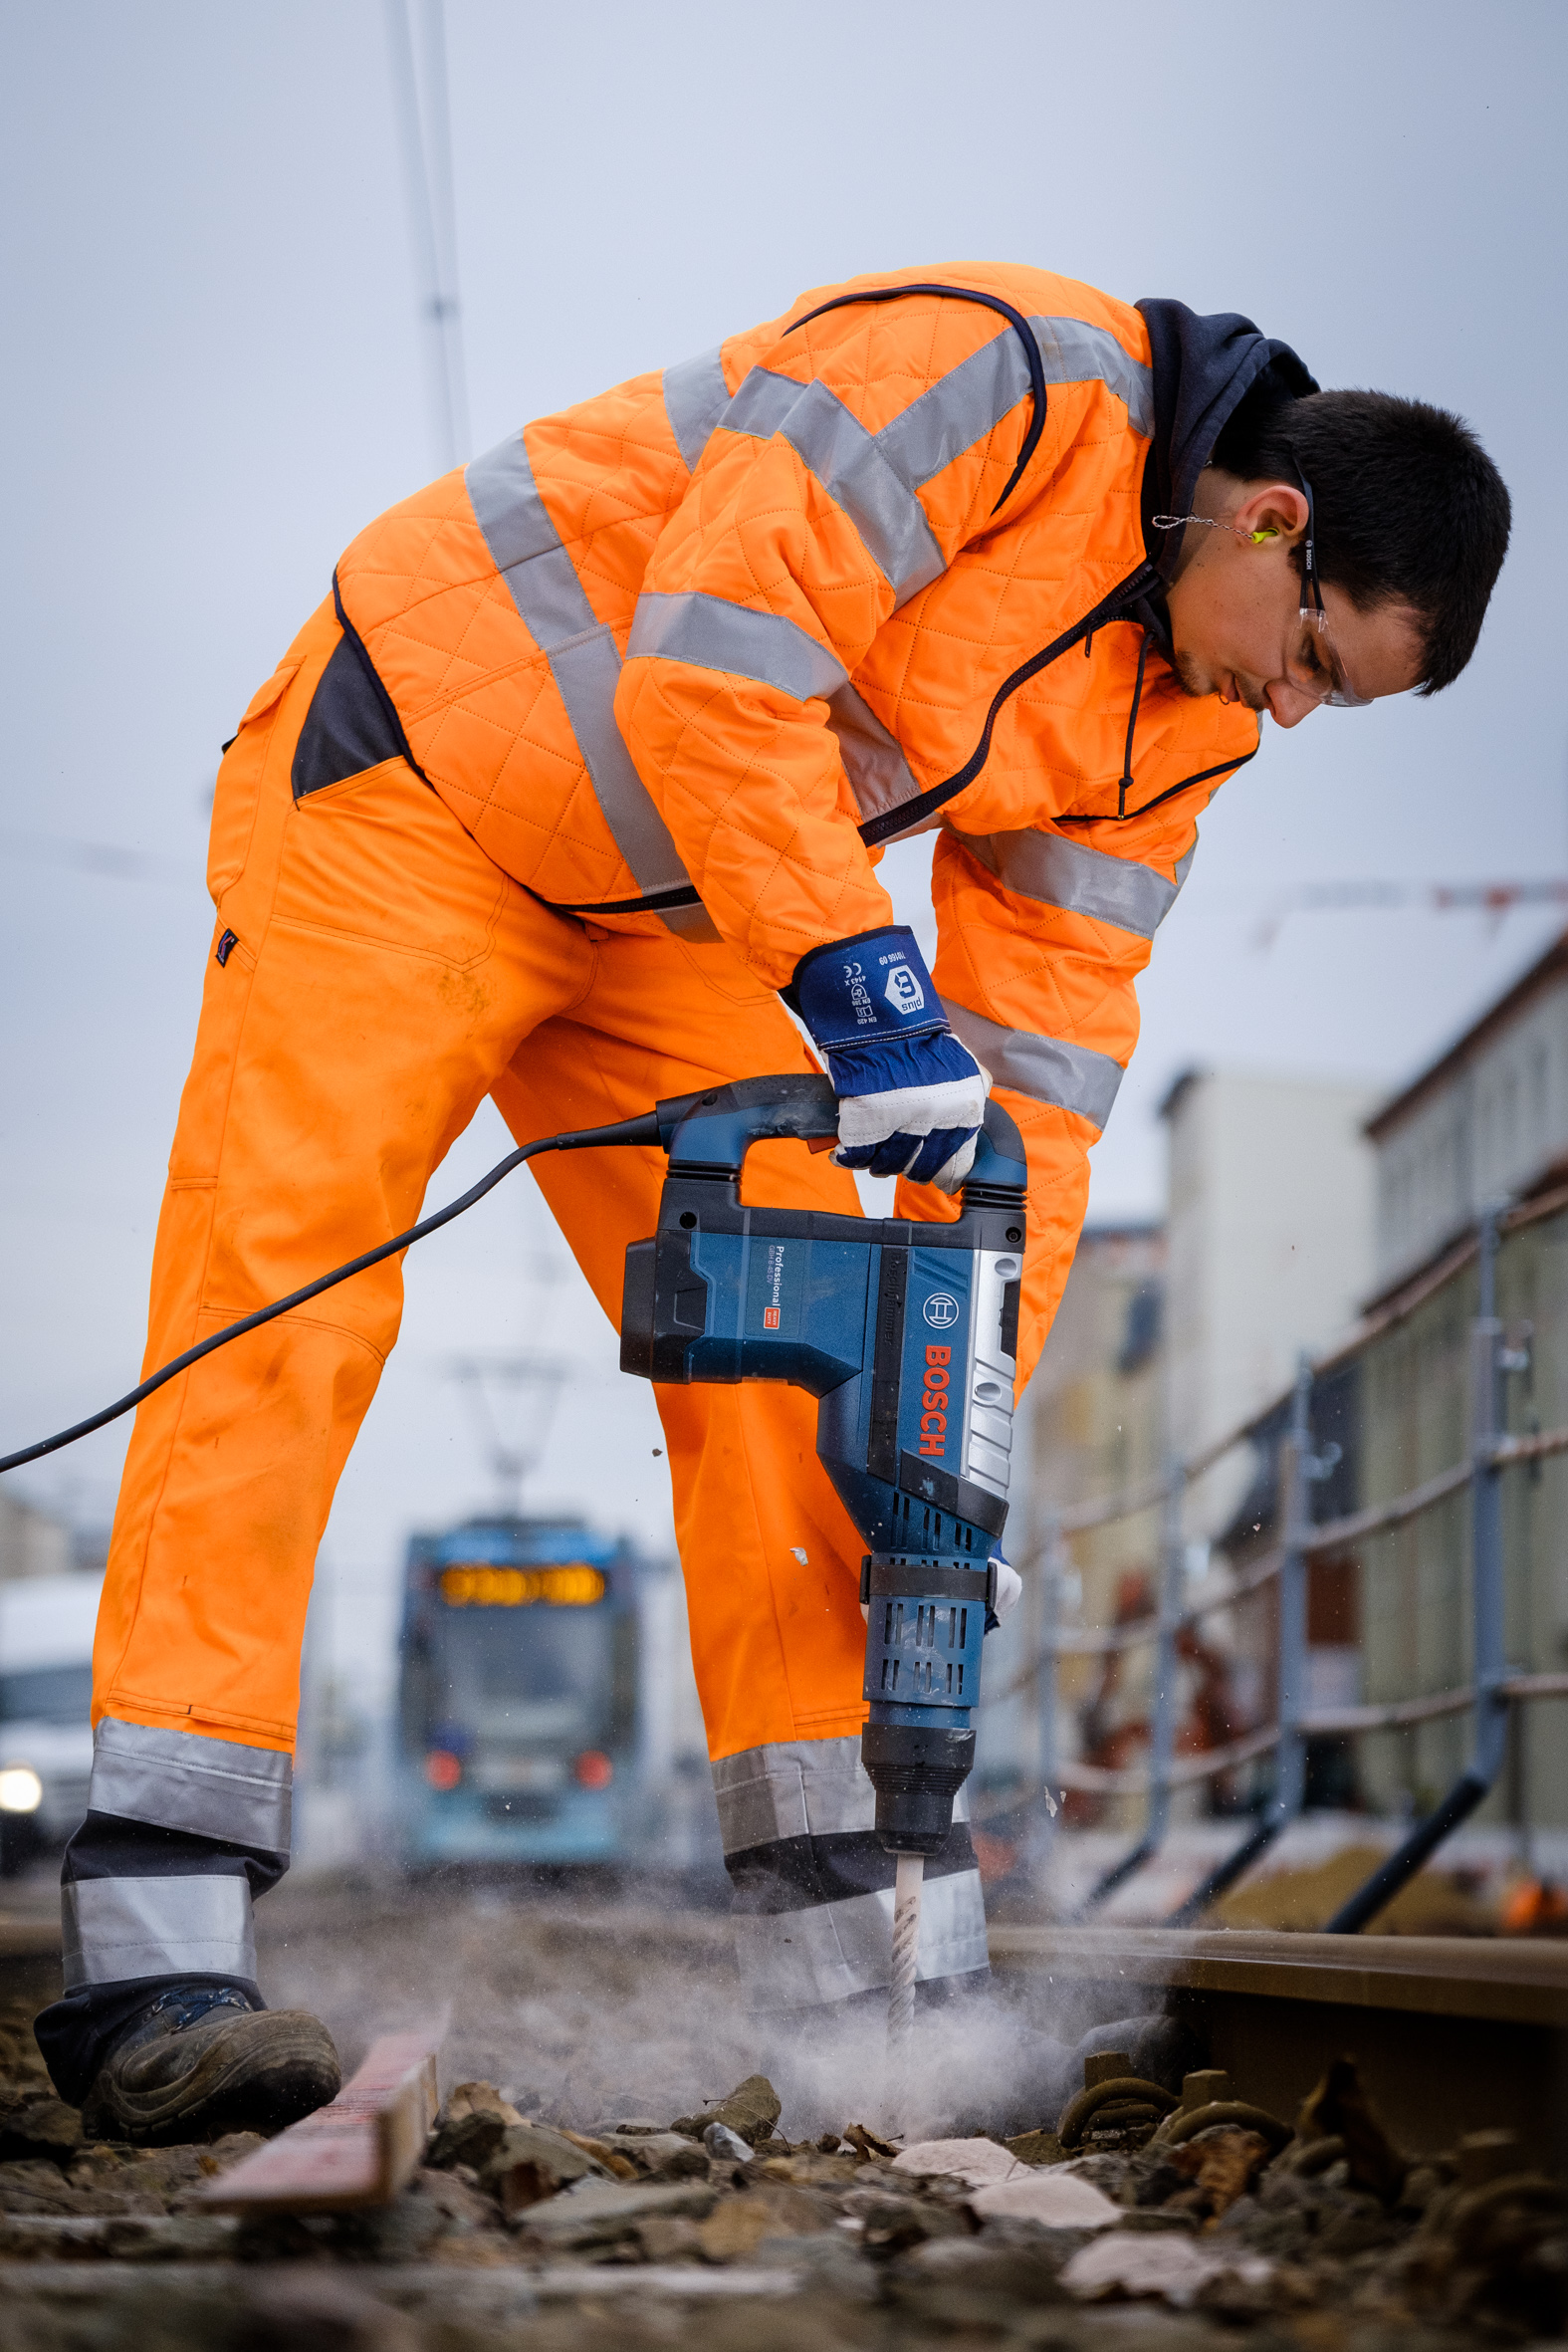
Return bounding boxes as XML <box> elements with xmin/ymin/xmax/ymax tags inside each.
<box><xmin>1135</xmin><ymin>300</ymin><xmax>1318</xmax><ymax>584</ymax></box>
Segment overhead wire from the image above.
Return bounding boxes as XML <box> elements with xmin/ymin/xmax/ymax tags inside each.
<box><xmin>383</xmin><ymin>0</ymin><xmax>470</xmax><ymax>472</ymax></box>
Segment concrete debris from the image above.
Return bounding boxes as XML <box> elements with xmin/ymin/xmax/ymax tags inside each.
<box><xmin>966</xmin><ymin>2169</ymin><xmax>1123</xmax><ymax>2228</ymax></box>
<box><xmin>668</xmin><ymin>2073</ymin><xmax>781</xmax><ymax>2144</ymax></box>
<box><xmin>1061</xmin><ymin>2227</ymin><xmax>1274</xmax><ymax>2306</ymax></box>
<box><xmin>890</xmin><ymin>2136</ymin><xmax>1025</xmax><ymax>2188</ymax></box>
<box><xmin>425</xmin><ymin>2079</ymin><xmax>522</xmax><ymax>2172</ymax></box>
<box><xmin>479</xmin><ymin>2121</ymin><xmax>613</xmax><ymax>2217</ymax></box>
<box><xmin>0</xmin><ymin>2093</ymin><xmax>84</xmax><ymax>2165</ymax></box>
<box><xmin>511</xmin><ymin>2176</ymin><xmax>719</xmax><ymax>2249</ymax></box>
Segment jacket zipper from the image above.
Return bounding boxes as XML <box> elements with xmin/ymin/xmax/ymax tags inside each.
<box><xmin>855</xmin><ymin>559</ymin><xmax>1162</xmax><ymax>846</ymax></box>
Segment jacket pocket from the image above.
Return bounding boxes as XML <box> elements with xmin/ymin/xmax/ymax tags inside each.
<box><xmin>273</xmin><ymin>758</ymin><xmax>509</xmax><ymax>968</ymax></box>
<box><xmin>207</xmin><ymin>662</ymin><xmax>302</xmax><ymax>903</ymax></box>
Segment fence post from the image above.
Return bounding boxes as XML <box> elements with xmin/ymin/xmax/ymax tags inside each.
<box><xmin>1469</xmin><ymin>1207</ymin><xmax>1513</xmax><ymax>1790</ymax></box>
<box><xmin>1072</xmin><ymin>1459</ymin><xmax>1183</xmax><ymax>1916</ymax></box>
<box><xmin>1167</xmin><ymin>1357</ymin><xmax>1314</xmax><ymax>1924</ymax></box>
<box><xmin>1326</xmin><ymin>1204</ymin><xmax>1513</xmax><ymax>1933</ymax></box>
<box><xmin>1274</xmin><ymin>1359</ymin><xmax>1312</xmax><ymax>1827</ymax></box>
<box><xmin>1036</xmin><ymin>1511</ymin><xmax>1062</xmax><ymax>1808</ymax></box>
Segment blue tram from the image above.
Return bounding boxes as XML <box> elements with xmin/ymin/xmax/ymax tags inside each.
<box><xmin>395</xmin><ymin>1512</ymin><xmax>661</xmax><ymax>1864</ymax></box>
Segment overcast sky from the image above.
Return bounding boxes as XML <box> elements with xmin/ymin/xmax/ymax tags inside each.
<box><xmin>2</xmin><ymin>1</ymin><xmax>1563</xmax><ymax>1706</ymax></box>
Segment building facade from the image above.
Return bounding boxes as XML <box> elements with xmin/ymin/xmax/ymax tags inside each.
<box><xmin>1368</xmin><ymin>932</ymin><xmax>1568</xmax><ymax>1296</ymax></box>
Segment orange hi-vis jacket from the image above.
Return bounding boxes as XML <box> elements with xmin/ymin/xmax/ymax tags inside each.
<box><xmin>332</xmin><ymin>263</ymin><xmax>1263</xmax><ymax>1253</ymax></box>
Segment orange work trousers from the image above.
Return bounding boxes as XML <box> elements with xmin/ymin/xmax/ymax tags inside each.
<box><xmin>95</xmin><ymin>597</ymin><xmax>873</xmax><ymax>1767</ymax></box>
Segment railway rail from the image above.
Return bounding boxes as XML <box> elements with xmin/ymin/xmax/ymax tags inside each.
<box><xmin>992</xmin><ymin>1922</ymin><xmax>1568</xmax><ymax>2170</ymax></box>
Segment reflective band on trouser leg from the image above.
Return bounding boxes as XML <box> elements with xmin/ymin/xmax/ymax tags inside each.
<box><xmin>62</xmin><ymin>1875</ymin><xmax>258</xmax><ymax>1992</ymax></box>
<box><xmin>713</xmin><ymin>1736</ymin><xmax>988</xmax><ymax>2011</ymax></box>
<box><xmin>463</xmin><ymin>432</ymin><xmax>716</xmax><ymax>939</ymax></box>
<box><xmin>88</xmin><ymin>1719</ymin><xmax>292</xmax><ymax>1851</ymax></box>
<box><xmin>662</xmin><ymin>346</ymin><xmax>734</xmax><ymax>473</ymax></box>
<box><xmin>955</xmin><ymin>830</ymin><xmax>1196</xmax><ymax>940</ymax></box>
<box><xmin>941</xmin><ymin>997</ymin><xmax>1125</xmax><ymax>1130</ymax></box>
<box><xmin>57</xmin><ymin>1723</ymin><xmax>292</xmax><ymax>1994</ymax></box>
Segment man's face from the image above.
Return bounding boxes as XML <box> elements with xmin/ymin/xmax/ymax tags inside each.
<box><xmin>1164</xmin><ymin>474</ymin><xmax>1425</xmax><ymax>727</ymax></box>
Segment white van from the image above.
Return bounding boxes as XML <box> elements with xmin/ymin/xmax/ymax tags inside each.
<box><xmin>0</xmin><ymin>1573</ymin><xmax>98</xmax><ymax>1872</ymax></box>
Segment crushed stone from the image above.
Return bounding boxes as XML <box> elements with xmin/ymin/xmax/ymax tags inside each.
<box><xmin>0</xmin><ymin>1887</ymin><xmax>1561</xmax><ymax>2349</ymax></box>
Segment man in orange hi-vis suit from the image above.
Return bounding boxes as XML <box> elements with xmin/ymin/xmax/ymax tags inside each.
<box><xmin>36</xmin><ymin>267</ymin><xmax>1508</xmax><ymax>2138</ymax></box>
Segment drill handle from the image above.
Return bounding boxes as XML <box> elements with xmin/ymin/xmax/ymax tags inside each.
<box><xmin>964</xmin><ymin>1097</ymin><xmax>1028</xmax><ymax>1202</ymax></box>
<box><xmin>658</xmin><ymin>1074</ymin><xmax>1029</xmax><ymax>1200</ymax></box>
<box><xmin>659</xmin><ymin>1074</ymin><xmax>839</xmax><ymax>1174</ymax></box>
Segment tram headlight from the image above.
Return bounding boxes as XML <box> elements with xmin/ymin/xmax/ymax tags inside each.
<box><xmin>424</xmin><ymin>1750</ymin><xmax>462</xmax><ymax>1792</ymax></box>
<box><xmin>0</xmin><ymin>1766</ymin><xmax>43</xmax><ymax>1814</ymax></box>
<box><xmin>573</xmin><ymin>1751</ymin><xmax>613</xmax><ymax>1790</ymax></box>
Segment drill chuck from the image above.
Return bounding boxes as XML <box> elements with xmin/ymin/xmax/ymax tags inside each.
<box><xmin>862</xmin><ymin>1722</ymin><xmax>978</xmax><ymax>1853</ymax></box>
<box><xmin>860</xmin><ymin>1550</ymin><xmax>996</xmax><ymax>1853</ymax></box>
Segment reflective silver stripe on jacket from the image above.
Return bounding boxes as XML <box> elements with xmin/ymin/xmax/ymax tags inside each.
<box><xmin>465</xmin><ymin>433</ymin><xmax>712</xmax><ymax>936</ymax></box>
<box><xmin>956</xmin><ymin>830</ymin><xmax>1194</xmax><ymax>939</ymax></box>
<box><xmin>1032</xmin><ymin>315</ymin><xmax>1155</xmax><ymax>439</ymax></box>
<box><xmin>627</xmin><ymin>590</ymin><xmax>847</xmax><ymax>703</ymax></box>
<box><xmin>626</xmin><ymin>595</ymin><xmax>924</xmax><ymax>825</ymax></box>
<box><xmin>90</xmin><ymin>1719</ymin><xmax>292</xmax><ymax>1854</ymax></box>
<box><xmin>662</xmin><ymin>346</ymin><xmax>733</xmax><ymax>472</ymax></box>
<box><xmin>943</xmin><ymin>997</ymin><xmax>1124</xmax><ymax>1130</ymax></box>
<box><xmin>824</xmin><ymin>684</ymin><xmax>921</xmax><ymax>825</ymax></box>
<box><xmin>724</xmin><ymin>369</ymin><xmax>945</xmax><ymax>607</ymax></box>
<box><xmin>731</xmin><ymin>1865</ymin><xmax>988</xmax><ymax>2010</ymax></box>
<box><xmin>62</xmin><ymin>1875</ymin><xmax>256</xmax><ymax>1991</ymax></box>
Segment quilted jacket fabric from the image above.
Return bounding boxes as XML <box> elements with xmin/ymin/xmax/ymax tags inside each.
<box><xmin>332</xmin><ymin>263</ymin><xmax>1269</xmax><ymax>1366</ymax></box>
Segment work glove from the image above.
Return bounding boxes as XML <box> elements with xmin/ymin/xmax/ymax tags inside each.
<box><xmin>787</xmin><ymin>927</ymin><xmax>990</xmax><ymax>1193</ymax></box>
<box><xmin>986</xmin><ymin>1555</ymin><xmax>1023</xmax><ymax>1634</ymax></box>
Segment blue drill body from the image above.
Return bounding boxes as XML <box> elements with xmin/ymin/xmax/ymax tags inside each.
<box><xmin>620</xmin><ymin>1074</ymin><xmax>1026</xmax><ymax>1851</ymax></box>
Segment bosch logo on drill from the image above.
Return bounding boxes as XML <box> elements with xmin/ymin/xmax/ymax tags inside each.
<box><xmin>918</xmin><ymin>1344</ymin><xmax>952</xmax><ymax>1458</ymax></box>
<box><xmin>922</xmin><ymin>1292</ymin><xmax>960</xmax><ymax>1329</ymax></box>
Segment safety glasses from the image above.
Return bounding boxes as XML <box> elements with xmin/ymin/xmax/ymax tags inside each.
<box><xmin>1291</xmin><ymin>470</ymin><xmax>1372</xmax><ymax>709</ymax></box>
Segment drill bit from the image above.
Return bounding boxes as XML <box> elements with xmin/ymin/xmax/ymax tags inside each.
<box><xmin>885</xmin><ymin>1849</ymin><xmax>923</xmax><ymax>2130</ymax></box>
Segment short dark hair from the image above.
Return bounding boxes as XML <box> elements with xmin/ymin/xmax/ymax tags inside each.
<box><xmin>1212</xmin><ymin>386</ymin><xmax>1511</xmax><ymax>693</ymax></box>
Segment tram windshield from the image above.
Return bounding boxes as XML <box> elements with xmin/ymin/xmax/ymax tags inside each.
<box><xmin>428</xmin><ymin>1603</ymin><xmax>617</xmax><ymax>1747</ymax></box>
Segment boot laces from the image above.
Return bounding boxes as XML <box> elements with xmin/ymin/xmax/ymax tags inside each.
<box><xmin>142</xmin><ymin>1984</ymin><xmax>257</xmax><ymax>2035</ymax></box>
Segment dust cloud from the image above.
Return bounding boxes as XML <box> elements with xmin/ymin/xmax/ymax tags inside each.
<box><xmin>256</xmin><ymin>1873</ymin><xmax>1187</xmax><ymax>2143</ymax></box>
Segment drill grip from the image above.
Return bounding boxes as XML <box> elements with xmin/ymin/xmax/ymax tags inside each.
<box><xmin>660</xmin><ymin>1074</ymin><xmax>1027</xmax><ymax>1198</ymax></box>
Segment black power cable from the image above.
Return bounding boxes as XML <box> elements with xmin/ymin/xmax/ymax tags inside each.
<box><xmin>0</xmin><ymin>1109</ymin><xmax>664</xmax><ymax>1479</ymax></box>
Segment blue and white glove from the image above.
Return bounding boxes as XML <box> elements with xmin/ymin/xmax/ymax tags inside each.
<box><xmin>787</xmin><ymin>926</ymin><xmax>990</xmax><ymax>1193</ymax></box>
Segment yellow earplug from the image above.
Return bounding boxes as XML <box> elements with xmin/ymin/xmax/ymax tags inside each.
<box><xmin>1246</xmin><ymin>528</ymin><xmax>1279</xmax><ymax>544</ymax></box>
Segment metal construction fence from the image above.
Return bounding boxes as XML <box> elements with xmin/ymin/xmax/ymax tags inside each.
<box><xmin>989</xmin><ymin>1181</ymin><xmax>1568</xmax><ymax>1932</ymax></box>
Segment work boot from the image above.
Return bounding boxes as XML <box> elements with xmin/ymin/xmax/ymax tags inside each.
<box><xmin>81</xmin><ymin>1985</ymin><xmax>340</xmax><ymax>2145</ymax></box>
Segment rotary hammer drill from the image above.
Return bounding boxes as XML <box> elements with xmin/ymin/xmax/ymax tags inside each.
<box><xmin>619</xmin><ymin>1071</ymin><xmax>1026</xmax><ymax>1854</ymax></box>
<box><xmin>2</xmin><ymin>1068</ymin><xmax>1024</xmax><ymax>1868</ymax></box>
